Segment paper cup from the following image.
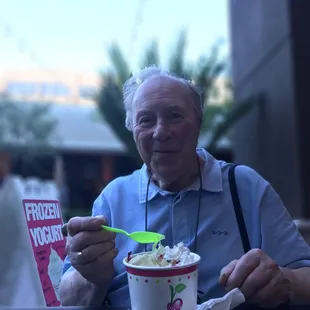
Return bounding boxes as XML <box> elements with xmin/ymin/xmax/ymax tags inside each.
<box><xmin>123</xmin><ymin>252</ymin><xmax>201</xmax><ymax>310</ymax></box>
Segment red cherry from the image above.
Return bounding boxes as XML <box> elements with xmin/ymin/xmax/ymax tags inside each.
<box><xmin>166</xmin><ymin>298</ymin><xmax>183</xmax><ymax>310</ymax></box>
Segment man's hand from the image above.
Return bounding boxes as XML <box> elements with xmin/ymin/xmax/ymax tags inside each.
<box><xmin>219</xmin><ymin>249</ymin><xmax>291</xmax><ymax>308</ymax></box>
<box><xmin>59</xmin><ymin>216</ymin><xmax>117</xmax><ymax>306</ymax></box>
<box><xmin>66</xmin><ymin>216</ymin><xmax>118</xmax><ymax>286</ymax></box>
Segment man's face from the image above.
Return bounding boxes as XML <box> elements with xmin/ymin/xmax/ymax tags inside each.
<box><xmin>132</xmin><ymin>75</ymin><xmax>201</xmax><ymax>181</ymax></box>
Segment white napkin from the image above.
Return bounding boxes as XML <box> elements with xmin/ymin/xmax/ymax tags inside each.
<box><xmin>197</xmin><ymin>288</ymin><xmax>245</xmax><ymax>310</ymax></box>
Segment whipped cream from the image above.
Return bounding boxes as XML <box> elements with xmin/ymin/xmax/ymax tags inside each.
<box><xmin>128</xmin><ymin>242</ymin><xmax>196</xmax><ymax>267</ymax></box>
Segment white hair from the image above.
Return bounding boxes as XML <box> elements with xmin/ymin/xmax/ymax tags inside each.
<box><xmin>123</xmin><ymin>65</ymin><xmax>204</xmax><ymax>131</ymax></box>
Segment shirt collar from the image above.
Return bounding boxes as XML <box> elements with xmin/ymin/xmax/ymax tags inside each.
<box><xmin>138</xmin><ymin>148</ymin><xmax>223</xmax><ymax>203</ymax></box>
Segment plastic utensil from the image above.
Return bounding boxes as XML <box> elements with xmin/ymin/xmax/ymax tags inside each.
<box><xmin>102</xmin><ymin>225</ymin><xmax>165</xmax><ymax>244</ymax></box>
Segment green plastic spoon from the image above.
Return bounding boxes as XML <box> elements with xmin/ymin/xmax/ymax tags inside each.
<box><xmin>102</xmin><ymin>225</ymin><xmax>165</xmax><ymax>244</ymax></box>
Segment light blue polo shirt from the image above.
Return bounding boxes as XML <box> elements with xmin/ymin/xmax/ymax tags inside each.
<box><xmin>62</xmin><ymin>148</ymin><xmax>310</xmax><ymax>307</ymax></box>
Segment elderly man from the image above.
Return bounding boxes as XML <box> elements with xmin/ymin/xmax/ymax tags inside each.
<box><xmin>59</xmin><ymin>66</ymin><xmax>310</xmax><ymax>308</ymax></box>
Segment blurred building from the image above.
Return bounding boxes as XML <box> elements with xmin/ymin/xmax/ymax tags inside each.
<box><xmin>0</xmin><ymin>70</ymin><xmax>100</xmax><ymax>105</ymax></box>
<box><xmin>230</xmin><ymin>0</ymin><xmax>310</xmax><ymax>224</ymax></box>
<box><xmin>28</xmin><ymin>103</ymin><xmax>139</xmax><ymax>215</ymax></box>
<box><xmin>0</xmin><ymin>99</ymin><xmax>138</xmax><ymax>216</ymax></box>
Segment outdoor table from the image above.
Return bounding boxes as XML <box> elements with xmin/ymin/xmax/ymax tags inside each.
<box><xmin>83</xmin><ymin>306</ymin><xmax>309</xmax><ymax>310</ymax></box>
<box><xmin>3</xmin><ymin>305</ymin><xmax>309</xmax><ymax>310</ymax></box>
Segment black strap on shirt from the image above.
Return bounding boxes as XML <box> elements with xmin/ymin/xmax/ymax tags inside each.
<box><xmin>228</xmin><ymin>164</ymin><xmax>251</xmax><ymax>254</ymax></box>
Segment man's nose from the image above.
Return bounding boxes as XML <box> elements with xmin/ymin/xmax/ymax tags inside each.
<box><xmin>153</xmin><ymin>122</ymin><xmax>170</xmax><ymax>141</ymax></box>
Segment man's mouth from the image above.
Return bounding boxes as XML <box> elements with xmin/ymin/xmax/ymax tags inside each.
<box><xmin>153</xmin><ymin>150</ymin><xmax>177</xmax><ymax>154</ymax></box>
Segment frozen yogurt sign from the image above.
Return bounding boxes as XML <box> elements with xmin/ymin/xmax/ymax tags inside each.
<box><xmin>23</xmin><ymin>199</ymin><xmax>66</xmax><ymax>307</ymax></box>
<box><xmin>24</xmin><ymin>201</ymin><xmax>64</xmax><ymax>247</ymax></box>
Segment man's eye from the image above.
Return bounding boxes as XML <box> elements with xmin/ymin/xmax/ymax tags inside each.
<box><xmin>171</xmin><ymin>113</ymin><xmax>183</xmax><ymax>120</ymax></box>
<box><xmin>139</xmin><ymin>117</ymin><xmax>153</xmax><ymax>125</ymax></box>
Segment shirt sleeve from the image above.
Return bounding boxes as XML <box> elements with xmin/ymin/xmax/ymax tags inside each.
<box><xmin>260</xmin><ymin>184</ymin><xmax>310</xmax><ymax>269</ymax></box>
<box><xmin>61</xmin><ymin>192</ymin><xmax>112</xmax><ymax>275</ymax></box>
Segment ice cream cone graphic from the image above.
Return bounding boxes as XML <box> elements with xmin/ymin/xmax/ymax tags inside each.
<box><xmin>47</xmin><ymin>247</ymin><xmax>63</xmax><ymax>301</ymax></box>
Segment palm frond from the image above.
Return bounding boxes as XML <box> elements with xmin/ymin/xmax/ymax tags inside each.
<box><xmin>0</xmin><ymin>100</ymin><xmax>57</xmax><ymax>146</ymax></box>
<box><xmin>140</xmin><ymin>40</ymin><xmax>160</xmax><ymax>67</ymax></box>
<box><xmin>201</xmin><ymin>103</ymin><xmax>230</xmax><ymax>133</ymax></box>
<box><xmin>0</xmin><ymin>98</ymin><xmax>57</xmax><ymax>175</ymax></box>
<box><xmin>107</xmin><ymin>43</ymin><xmax>131</xmax><ymax>85</ymax></box>
<box><xmin>206</xmin><ymin>94</ymin><xmax>264</xmax><ymax>153</ymax></box>
<box><xmin>97</xmin><ymin>77</ymin><xmax>142</xmax><ymax>165</ymax></box>
<box><xmin>193</xmin><ymin>42</ymin><xmax>226</xmax><ymax>104</ymax></box>
<box><xmin>168</xmin><ymin>30</ymin><xmax>187</xmax><ymax>76</ymax></box>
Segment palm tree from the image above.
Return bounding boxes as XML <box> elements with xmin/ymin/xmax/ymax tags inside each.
<box><xmin>96</xmin><ymin>31</ymin><xmax>259</xmax><ymax>164</ymax></box>
<box><xmin>0</xmin><ymin>98</ymin><xmax>58</xmax><ymax>175</ymax></box>
<box><xmin>0</xmin><ymin>98</ymin><xmax>57</xmax><ymax>146</ymax></box>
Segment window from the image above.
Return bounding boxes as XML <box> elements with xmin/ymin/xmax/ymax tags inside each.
<box><xmin>7</xmin><ymin>82</ymin><xmax>36</xmax><ymax>96</ymax></box>
<box><xmin>79</xmin><ymin>85</ymin><xmax>97</xmax><ymax>99</ymax></box>
<box><xmin>40</xmin><ymin>83</ymin><xmax>70</xmax><ymax>97</ymax></box>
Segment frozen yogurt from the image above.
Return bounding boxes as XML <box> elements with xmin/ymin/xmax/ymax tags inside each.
<box><xmin>127</xmin><ymin>242</ymin><xmax>196</xmax><ymax>267</ymax></box>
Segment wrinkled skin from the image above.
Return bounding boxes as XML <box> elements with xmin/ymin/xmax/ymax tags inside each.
<box><xmin>132</xmin><ymin>75</ymin><xmax>201</xmax><ymax>192</ymax></box>
<box><xmin>219</xmin><ymin>249</ymin><xmax>291</xmax><ymax>308</ymax></box>
<box><xmin>65</xmin><ymin>216</ymin><xmax>118</xmax><ymax>285</ymax></box>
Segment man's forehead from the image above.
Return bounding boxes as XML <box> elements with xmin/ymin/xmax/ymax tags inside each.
<box><xmin>133</xmin><ymin>75</ymin><xmax>191</xmax><ymax>103</ymax></box>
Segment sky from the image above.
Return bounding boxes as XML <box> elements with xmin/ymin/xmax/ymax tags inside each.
<box><xmin>0</xmin><ymin>0</ymin><xmax>229</xmax><ymax>75</ymax></box>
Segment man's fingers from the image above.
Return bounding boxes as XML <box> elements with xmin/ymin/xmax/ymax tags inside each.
<box><xmin>225</xmin><ymin>251</ymin><xmax>261</xmax><ymax>291</ymax></box>
<box><xmin>70</xmin><ymin>230</ymin><xmax>116</xmax><ymax>252</ymax></box>
<box><xmin>71</xmin><ymin>240</ymin><xmax>116</xmax><ymax>265</ymax></box>
<box><xmin>239</xmin><ymin>259</ymin><xmax>275</xmax><ymax>298</ymax></box>
<box><xmin>76</xmin><ymin>247</ymin><xmax>118</xmax><ymax>285</ymax></box>
<box><xmin>219</xmin><ymin>259</ymin><xmax>238</xmax><ymax>286</ymax></box>
<box><xmin>248</xmin><ymin>271</ymin><xmax>290</xmax><ymax>306</ymax></box>
<box><xmin>67</xmin><ymin>216</ymin><xmax>108</xmax><ymax>236</ymax></box>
